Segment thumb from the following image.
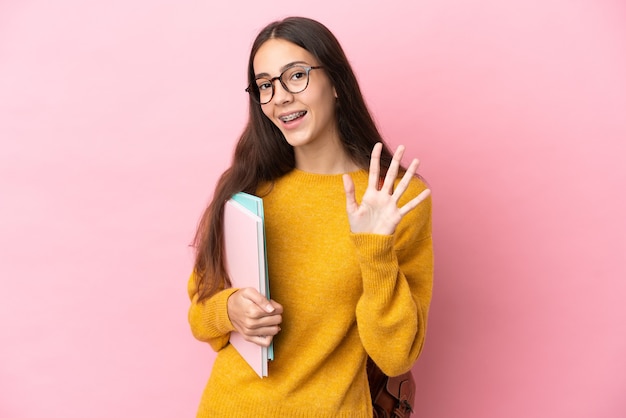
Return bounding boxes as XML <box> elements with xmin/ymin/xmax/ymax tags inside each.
<box><xmin>241</xmin><ymin>287</ymin><xmax>275</xmax><ymax>313</ymax></box>
<box><xmin>343</xmin><ymin>173</ymin><xmax>358</xmax><ymax>214</ymax></box>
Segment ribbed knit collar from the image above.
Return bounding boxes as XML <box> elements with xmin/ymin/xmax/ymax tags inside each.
<box><xmin>283</xmin><ymin>168</ymin><xmax>369</xmax><ymax>186</ymax></box>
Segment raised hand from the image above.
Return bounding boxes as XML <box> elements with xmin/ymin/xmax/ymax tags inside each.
<box><xmin>227</xmin><ymin>287</ymin><xmax>283</xmax><ymax>347</ymax></box>
<box><xmin>342</xmin><ymin>142</ymin><xmax>431</xmax><ymax>235</ymax></box>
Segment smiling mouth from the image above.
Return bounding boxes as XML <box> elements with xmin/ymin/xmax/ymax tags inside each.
<box><xmin>279</xmin><ymin>111</ymin><xmax>307</xmax><ymax>122</ymax></box>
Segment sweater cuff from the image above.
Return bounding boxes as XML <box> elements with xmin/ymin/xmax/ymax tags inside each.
<box><xmin>350</xmin><ymin>233</ymin><xmax>398</xmax><ymax>295</ymax></box>
<box><xmin>201</xmin><ymin>287</ymin><xmax>239</xmax><ymax>335</ymax></box>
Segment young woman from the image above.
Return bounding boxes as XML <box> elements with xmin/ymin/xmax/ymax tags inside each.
<box><xmin>188</xmin><ymin>16</ymin><xmax>433</xmax><ymax>417</ymax></box>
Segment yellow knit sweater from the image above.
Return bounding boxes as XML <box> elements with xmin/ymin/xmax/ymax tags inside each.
<box><xmin>188</xmin><ymin>169</ymin><xmax>433</xmax><ymax>418</ymax></box>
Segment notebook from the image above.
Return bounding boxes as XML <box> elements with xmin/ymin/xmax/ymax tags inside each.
<box><xmin>223</xmin><ymin>192</ymin><xmax>272</xmax><ymax>377</ymax></box>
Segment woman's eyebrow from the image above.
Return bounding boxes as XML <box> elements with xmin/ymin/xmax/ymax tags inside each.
<box><xmin>254</xmin><ymin>61</ymin><xmax>310</xmax><ymax>78</ymax></box>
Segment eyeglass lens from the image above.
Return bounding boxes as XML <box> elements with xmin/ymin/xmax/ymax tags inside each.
<box><xmin>254</xmin><ymin>66</ymin><xmax>311</xmax><ymax>104</ymax></box>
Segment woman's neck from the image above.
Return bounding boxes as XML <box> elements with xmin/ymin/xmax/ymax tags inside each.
<box><xmin>293</xmin><ymin>139</ymin><xmax>360</xmax><ymax>174</ymax></box>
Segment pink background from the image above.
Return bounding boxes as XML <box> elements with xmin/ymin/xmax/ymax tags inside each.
<box><xmin>1</xmin><ymin>1</ymin><xmax>625</xmax><ymax>417</ymax></box>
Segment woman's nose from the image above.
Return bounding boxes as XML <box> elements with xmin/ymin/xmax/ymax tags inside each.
<box><xmin>271</xmin><ymin>80</ymin><xmax>293</xmax><ymax>104</ymax></box>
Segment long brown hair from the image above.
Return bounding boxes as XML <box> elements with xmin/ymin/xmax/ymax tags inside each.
<box><xmin>192</xmin><ymin>17</ymin><xmax>397</xmax><ymax>301</ymax></box>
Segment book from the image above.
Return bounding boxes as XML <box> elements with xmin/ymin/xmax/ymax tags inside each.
<box><xmin>223</xmin><ymin>192</ymin><xmax>272</xmax><ymax>377</ymax></box>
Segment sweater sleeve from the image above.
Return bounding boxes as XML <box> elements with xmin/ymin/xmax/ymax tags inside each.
<box><xmin>353</xmin><ymin>180</ymin><xmax>433</xmax><ymax>376</ymax></box>
<box><xmin>187</xmin><ymin>273</ymin><xmax>238</xmax><ymax>352</ymax></box>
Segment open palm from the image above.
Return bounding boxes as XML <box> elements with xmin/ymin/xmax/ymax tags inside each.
<box><xmin>343</xmin><ymin>143</ymin><xmax>431</xmax><ymax>235</ymax></box>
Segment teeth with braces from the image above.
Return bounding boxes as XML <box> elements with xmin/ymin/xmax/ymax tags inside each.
<box><xmin>280</xmin><ymin>111</ymin><xmax>306</xmax><ymax>122</ymax></box>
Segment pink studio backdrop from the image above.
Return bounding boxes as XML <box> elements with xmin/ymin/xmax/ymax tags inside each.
<box><xmin>1</xmin><ymin>1</ymin><xmax>625</xmax><ymax>417</ymax></box>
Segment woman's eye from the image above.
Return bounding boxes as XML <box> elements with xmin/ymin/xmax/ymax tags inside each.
<box><xmin>257</xmin><ymin>81</ymin><xmax>272</xmax><ymax>90</ymax></box>
<box><xmin>290</xmin><ymin>71</ymin><xmax>306</xmax><ymax>81</ymax></box>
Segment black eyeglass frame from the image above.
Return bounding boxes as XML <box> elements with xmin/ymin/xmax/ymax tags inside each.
<box><xmin>245</xmin><ymin>65</ymin><xmax>324</xmax><ymax>105</ymax></box>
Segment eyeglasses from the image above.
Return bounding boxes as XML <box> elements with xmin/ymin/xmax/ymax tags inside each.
<box><xmin>246</xmin><ymin>65</ymin><xmax>323</xmax><ymax>105</ymax></box>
